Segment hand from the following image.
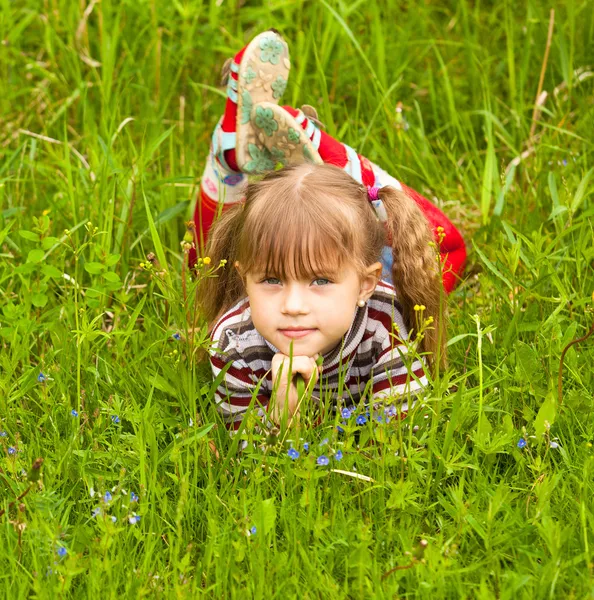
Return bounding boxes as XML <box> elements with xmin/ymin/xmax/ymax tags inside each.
<box><xmin>270</xmin><ymin>353</ymin><xmax>321</xmax><ymax>425</ymax></box>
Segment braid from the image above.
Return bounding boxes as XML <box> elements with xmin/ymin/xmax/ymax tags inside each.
<box><xmin>196</xmin><ymin>203</ymin><xmax>246</xmax><ymax>328</ymax></box>
<box><xmin>377</xmin><ymin>186</ymin><xmax>446</xmax><ymax>370</ymax></box>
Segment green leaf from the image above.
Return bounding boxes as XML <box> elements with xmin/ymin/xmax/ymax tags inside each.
<box><xmin>84</xmin><ymin>262</ymin><xmax>105</xmax><ymax>274</ymax></box>
<box><xmin>515</xmin><ymin>341</ymin><xmax>540</xmax><ymax>379</ymax></box>
<box><xmin>534</xmin><ymin>392</ymin><xmax>556</xmax><ymax>437</ymax></box>
<box><xmin>480</xmin><ymin>133</ymin><xmax>497</xmax><ymax>225</ymax></box>
<box><xmin>41</xmin><ymin>236</ymin><xmax>60</xmax><ymax>250</ymax></box>
<box><xmin>477</xmin><ymin>413</ymin><xmax>492</xmax><ymax>444</ymax></box>
<box><xmin>1</xmin><ymin>207</ymin><xmax>25</xmax><ymax>219</ymax></box>
<box><xmin>0</xmin><ymin>222</ymin><xmax>14</xmax><ymax>246</ymax></box>
<box><xmin>503</xmin><ymin>414</ymin><xmax>514</xmax><ymax>436</ymax></box>
<box><xmin>253</xmin><ymin>498</ymin><xmax>277</xmax><ymax>536</ymax></box>
<box><xmin>105</xmin><ymin>253</ymin><xmax>121</xmax><ymax>267</ymax></box>
<box><xmin>19</xmin><ymin>230</ymin><xmax>40</xmax><ymax>242</ymax></box>
<box><xmin>31</xmin><ymin>293</ymin><xmax>49</xmax><ymax>307</ymax></box>
<box><xmin>102</xmin><ymin>271</ymin><xmax>121</xmax><ymax>283</ymax></box>
<box><xmin>142</xmin><ymin>189</ymin><xmax>171</xmax><ymax>290</ymax></box>
<box><xmin>386</xmin><ymin>480</ymin><xmax>419</xmax><ymax>510</ymax></box>
<box><xmin>571</xmin><ymin>167</ymin><xmax>594</xmax><ymax>214</ymax></box>
<box><xmin>548</xmin><ymin>171</ymin><xmax>567</xmax><ymax>221</ymax></box>
<box><xmin>150</xmin><ymin>374</ymin><xmax>177</xmax><ymax>396</ymax></box>
<box><xmin>447</xmin><ymin>333</ymin><xmax>476</xmax><ymax>347</ymax></box>
<box><xmin>130</xmin><ymin>201</ymin><xmax>190</xmax><ymax>251</ymax></box>
<box><xmin>42</xmin><ymin>265</ymin><xmax>63</xmax><ymax>279</ymax></box>
<box><xmin>146</xmin><ymin>125</ymin><xmax>175</xmax><ymax>161</ymax></box>
<box><xmin>157</xmin><ymin>423</ymin><xmax>215</xmax><ymax>465</ymax></box>
<box><xmin>27</xmin><ymin>249</ymin><xmax>44</xmax><ymax>263</ymax></box>
<box><xmin>494</xmin><ymin>163</ymin><xmax>516</xmax><ymax>216</ymax></box>
<box><xmin>472</xmin><ymin>241</ymin><xmax>513</xmax><ymax>291</ymax></box>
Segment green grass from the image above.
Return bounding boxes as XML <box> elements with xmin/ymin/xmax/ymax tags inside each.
<box><xmin>1</xmin><ymin>0</ymin><xmax>594</xmax><ymax>597</ymax></box>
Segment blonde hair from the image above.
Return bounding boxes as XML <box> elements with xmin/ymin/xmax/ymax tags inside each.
<box><xmin>198</xmin><ymin>163</ymin><xmax>445</xmax><ymax>367</ymax></box>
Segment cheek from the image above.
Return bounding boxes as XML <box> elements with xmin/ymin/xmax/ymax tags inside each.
<box><xmin>247</xmin><ymin>293</ymin><xmax>274</xmax><ymax>332</ymax></box>
<box><xmin>321</xmin><ymin>302</ymin><xmax>357</xmax><ymax>330</ymax></box>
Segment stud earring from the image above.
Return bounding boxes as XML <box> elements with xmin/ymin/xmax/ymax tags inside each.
<box><xmin>357</xmin><ymin>300</ymin><xmax>366</xmax><ymax>308</ymax></box>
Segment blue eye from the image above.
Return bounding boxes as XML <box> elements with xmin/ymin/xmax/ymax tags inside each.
<box><xmin>263</xmin><ymin>277</ymin><xmax>281</xmax><ymax>285</ymax></box>
<box><xmin>313</xmin><ymin>278</ymin><xmax>331</xmax><ymax>286</ymax></box>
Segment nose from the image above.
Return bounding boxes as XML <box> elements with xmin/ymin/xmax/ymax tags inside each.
<box><xmin>281</xmin><ymin>283</ymin><xmax>309</xmax><ymax>315</ymax></box>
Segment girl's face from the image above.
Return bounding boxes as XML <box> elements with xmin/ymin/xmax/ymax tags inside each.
<box><xmin>243</xmin><ymin>262</ymin><xmax>382</xmax><ymax>357</ymax></box>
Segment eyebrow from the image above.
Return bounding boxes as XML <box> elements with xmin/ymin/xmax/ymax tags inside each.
<box><xmin>254</xmin><ymin>269</ymin><xmax>341</xmax><ymax>281</ymax></box>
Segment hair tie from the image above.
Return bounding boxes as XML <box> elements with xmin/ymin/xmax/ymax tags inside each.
<box><xmin>367</xmin><ymin>186</ymin><xmax>380</xmax><ymax>201</ymax></box>
<box><xmin>366</xmin><ymin>185</ymin><xmax>388</xmax><ymax>223</ymax></box>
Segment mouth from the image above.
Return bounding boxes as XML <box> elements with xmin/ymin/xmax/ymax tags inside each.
<box><xmin>279</xmin><ymin>328</ymin><xmax>317</xmax><ymax>339</ymax></box>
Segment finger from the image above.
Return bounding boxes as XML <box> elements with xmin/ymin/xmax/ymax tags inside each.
<box><xmin>292</xmin><ymin>357</ymin><xmax>320</xmax><ymax>385</ymax></box>
<box><xmin>291</xmin><ymin>356</ymin><xmax>315</xmax><ymax>376</ymax></box>
<box><xmin>271</xmin><ymin>353</ymin><xmax>288</xmax><ymax>368</ymax></box>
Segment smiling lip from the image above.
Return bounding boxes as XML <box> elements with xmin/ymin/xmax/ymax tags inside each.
<box><xmin>279</xmin><ymin>328</ymin><xmax>316</xmax><ymax>339</ymax></box>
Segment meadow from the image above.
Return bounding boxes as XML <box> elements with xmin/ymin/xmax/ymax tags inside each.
<box><xmin>1</xmin><ymin>0</ymin><xmax>593</xmax><ymax>597</ymax></box>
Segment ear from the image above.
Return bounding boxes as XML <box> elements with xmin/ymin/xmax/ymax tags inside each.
<box><xmin>235</xmin><ymin>261</ymin><xmax>247</xmax><ymax>283</ymax></box>
<box><xmin>358</xmin><ymin>262</ymin><xmax>382</xmax><ymax>303</ymax></box>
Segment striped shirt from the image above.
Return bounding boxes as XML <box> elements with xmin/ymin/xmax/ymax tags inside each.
<box><xmin>209</xmin><ymin>280</ymin><xmax>427</xmax><ymax>430</ymax></box>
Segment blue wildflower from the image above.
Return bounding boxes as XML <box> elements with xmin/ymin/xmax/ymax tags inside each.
<box><xmin>130</xmin><ymin>492</ymin><xmax>139</xmax><ymax>503</ymax></box>
<box><xmin>111</xmin><ymin>415</ymin><xmax>120</xmax><ymax>424</ymax></box>
<box><xmin>0</xmin><ymin>431</ymin><xmax>6</xmax><ymax>437</ymax></box>
<box><xmin>57</xmin><ymin>547</ymin><xmax>67</xmax><ymax>558</ymax></box>
<box><xmin>375</xmin><ymin>414</ymin><xmax>384</xmax><ymax>423</ymax></box>
<box><xmin>334</xmin><ymin>450</ymin><xmax>343</xmax><ymax>461</ymax></box>
<box><xmin>317</xmin><ymin>455</ymin><xmax>330</xmax><ymax>466</ymax></box>
<box><xmin>517</xmin><ymin>438</ymin><xmax>527</xmax><ymax>449</ymax></box>
<box><xmin>129</xmin><ymin>513</ymin><xmax>141</xmax><ymax>525</ymax></box>
<box><xmin>320</xmin><ymin>438</ymin><xmax>329</xmax><ymax>446</ymax></box>
<box><xmin>110</xmin><ymin>516</ymin><xmax>117</xmax><ymax>523</ymax></box>
<box><xmin>303</xmin><ymin>442</ymin><xmax>309</xmax><ymax>452</ymax></box>
<box><xmin>336</xmin><ymin>423</ymin><xmax>345</xmax><ymax>433</ymax></box>
<box><xmin>8</xmin><ymin>446</ymin><xmax>16</xmax><ymax>455</ymax></box>
<box><xmin>385</xmin><ymin>405</ymin><xmax>397</xmax><ymax>418</ymax></box>
<box><xmin>356</xmin><ymin>415</ymin><xmax>367</xmax><ymax>426</ymax></box>
<box><xmin>92</xmin><ymin>507</ymin><xmax>101</xmax><ymax>517</ymax></box>
<box><xmin>250</xmin><ymin>525</ymin><xmax>257</xmax><ymax>536</ymax></box>
<box><xmin>287</xmin><ymin>448</ymin><xmax>300</xmax><ymax>460</ymax></box>
<box><xmin>71</xmin><ymin>409</ymin><xmax>79</xmax><ymax>417</ymax></box>
<box><xmin>103</xmin><ymin>491</ymin><xmax>112</xmax><ymax>503</ymax></box>
<box><xmin>37</xmin><ymin>372</ymin><xmax>47</xmax><ymax>383</ymax></box>
<box><xmin>562</xmin><ymin>159</ymin><xmax>568</xmax><ymax>166</ymax></box>
<box><xmin>341</xmin><ymin>407</ymin><xmax>352</xmax><ymax>419</ymax></box>
<box><xmin>172</xmin><ymin>332</ymin><xmax>181</xmax><ymax>341</ymax></box>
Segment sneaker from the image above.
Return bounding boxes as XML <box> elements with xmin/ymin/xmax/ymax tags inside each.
<box><xmin>215</xmin><ymin>29</ymin><xmax>291</xmax><ymax>174</ymax></box>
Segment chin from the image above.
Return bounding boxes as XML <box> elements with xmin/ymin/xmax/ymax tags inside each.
<box><xmin>276</xmin><ymin>338</ymin><xmax>319</xmax><ymax>357</ymax></box>
<box><xmin>281</xmin><ymin>343</ymin><xmax>315</xmax><ymax>357</ymax></box>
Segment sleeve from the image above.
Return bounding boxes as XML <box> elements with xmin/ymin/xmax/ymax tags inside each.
<box><xmin>209</xmin><ymin>347</ymin><xmax>271</xmax><ymax>432</ymax></box>
<box><xmin>370</xmin><ymin>327</ymin><xmax>428</xmax><ymax>406</ymax></box>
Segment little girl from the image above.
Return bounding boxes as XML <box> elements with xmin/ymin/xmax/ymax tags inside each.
<box><xmin>198</xmin><ymin>163</ymin><xmax>444</xmax><ymax>431</ymax></box>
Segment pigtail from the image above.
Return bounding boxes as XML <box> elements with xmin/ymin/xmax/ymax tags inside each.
<box><xmin>378</xmin><ymin>187</ymin><xmax>446</xmax><ymax>370</ymax></box>
<box><xmin>196</xmin><ymin>203</ymin><xmax>246</xmax><ymax>329</ymax></box>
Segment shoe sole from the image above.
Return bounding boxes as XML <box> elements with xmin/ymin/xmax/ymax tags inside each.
<box><xmin>242</xmin><ymin>102</ymin><xmax>323</xmax><ymax>174</ymax></box>
<box><xmin>235</xmin><ymin>31</ymin><xmax>291</xmax><ymax>171</ymax></box>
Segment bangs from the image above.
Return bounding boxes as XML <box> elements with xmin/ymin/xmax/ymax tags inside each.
<box><xmin>239</xmin><ymin>198</ymin><xmax>357</xmax><ymax>280</ymax></box>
